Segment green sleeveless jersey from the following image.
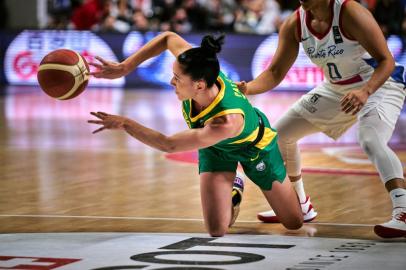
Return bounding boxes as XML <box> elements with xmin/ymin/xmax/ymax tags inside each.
<box><xmin>182</xmin><ymin>71</ymin><xmax>277</xmax><ymax>159</ymax></box>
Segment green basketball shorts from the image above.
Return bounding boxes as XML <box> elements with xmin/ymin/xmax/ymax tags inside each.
<box><xmin>198</xmin><ymin>140</ymin><xmax>286</xmax><ymax>190</ymax></box>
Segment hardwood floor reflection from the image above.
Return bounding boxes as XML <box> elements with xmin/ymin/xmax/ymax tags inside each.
<box><xmin>1</xmin><ymin>87</ymin><xmax>405</xmax><ymax>240</ymax></box>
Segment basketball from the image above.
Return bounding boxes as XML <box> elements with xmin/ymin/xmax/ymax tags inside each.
<box><xmin>37</xmin><ymin>49</ymin><xmax>90</xmax><ymax>100</ymax></box>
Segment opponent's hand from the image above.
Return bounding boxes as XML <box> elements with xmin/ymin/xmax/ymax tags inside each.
<box><xmin>89</xmin><ymin>56</ymin><xmax>126</xmax><ymax>79</ymax></box>
<box><xmin>235</xmin><ymin>81</ymin><xmax>248</xmax><ymax>94</ymax></box>
<box><xmin>340</xmin><ymin>88</ymin><xmax>370</xmax><ymax>115</ymax></box>
<box><xmin>88</xmin><ymin>111</ymin><xmax>127</xmax><ymax>134</ymax></box>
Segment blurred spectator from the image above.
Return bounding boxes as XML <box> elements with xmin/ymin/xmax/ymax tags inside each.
<box><xmin>275</xmin><ymin>0</ymin><xmax>299</xmax><ymax>31</ymax></box>
<box><xmin>105</xmin><ymin>0</ymin><xmax>133</xmax><ymax>32</ymax></box>
<box><xmin>373</xmin><ymin>0</ymin><xmax>404</xmax><ymax>38</ymax></box>
<box><xmin>47</xmin><ymin>0</ymin><xmax>82</xmax><ymax>29</ymax></box>
<box><xmin>132</xmin><ymin>8</ymin><xmax>150</xmax><ymax>30</ymax></box>
<box><xmin>234</xmin><ymin>0</ymin><xmax>281</xmax><ymax>34</ymax></box>
<box><xmin>0</xmin><ymin>0</ymin><xmax>8</xmax><ymax>29</ymax></box>
<box><xmin>170</xmin><ymin>7</ymin><xmax>192</xmax><ymax>33</ymax></box>
<box><xmin>130</xmin><ymin>0</ymin><xmax>154</xmax><ymax>17</ymax></box>
<box><xmin>182</xmin><ymin>0</ymin><xmax>208</xmax><ymax>31</ymax></box>
<box><xmin>205</xmin><ymin>0</ymin><xmax>236</xmax><ymax>31</ymax></box>
<box><xmin>400</xmin><ymin>0</ymin><xmax>406</xmax><ymax>47</ymax></box>
<box><xmin>71</xmin><ymin>0</ymin><xmax>112</xmax><ymax>30</ymax></box>
<box><xmin>151</xmin><ymin>0</ymin><xmax>176</xmax><ymax>30</ymax></box>
<box><xmin>106</xmin><ymin>0</ymin><xmax>154</xmax><ymax>32</ymax></box>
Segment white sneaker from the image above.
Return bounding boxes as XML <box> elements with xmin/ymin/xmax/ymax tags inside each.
<box><xmin>257</xmin><ymin>196</ymin><xmax>317</xmax><ymax>223</ymax></box>
<box><xmin>374</xmin><ymin>207</ymin><xmax>406</xmax><ymax>238</ymax></box>
<box><xmin>229</xmin><ymin>174</ymin><xmax>244</xmax><ymax>227</ymax></box>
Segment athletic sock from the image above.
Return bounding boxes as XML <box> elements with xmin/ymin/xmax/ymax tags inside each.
<box><xmin>390</xmin><ymin>188</ymin><xmax>406</xmax><ymax>208</ymax></box>
<box><xmin>292</xmin><ymin>178</ymin><xmax>307</xmax><ymax>203</ymax></box>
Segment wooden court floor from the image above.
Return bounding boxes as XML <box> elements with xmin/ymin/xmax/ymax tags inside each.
<box><xmin>1</xmin><ymin>87</ymin><xmax>405</xmax><ymax>241</ymax></box>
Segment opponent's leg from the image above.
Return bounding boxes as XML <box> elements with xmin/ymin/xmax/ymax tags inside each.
<box><xmin>358</xmin><ymin>109</ymin><xmax>406</xmax><ymax>238</ymax></box>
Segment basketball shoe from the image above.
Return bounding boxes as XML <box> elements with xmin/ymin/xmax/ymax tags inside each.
<box><xmin>257</xmin><ymin>196</ymin><xmax>317</xmax><ymax>223</ymax></box>
<box><xmin>229</xmin><ymin>174</ymin><xmax>244</xmax><ymax>227</ymax></box>
<box><xmin>374</xmin><ymin>207</ymin><xmax>406</xmax><ymax>238</ymax></box>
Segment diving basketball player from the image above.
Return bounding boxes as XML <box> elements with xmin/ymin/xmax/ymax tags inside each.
<box><xmin>88</xmin><ymin>31</ymin><xmax>303</xmax><ymax>236</ymax></box>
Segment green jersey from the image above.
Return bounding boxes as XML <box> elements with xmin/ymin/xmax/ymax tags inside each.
<box><xmin>181</xmin><ymin>71</ymin><xmax>277</xmax><ymax>160</ymax></box>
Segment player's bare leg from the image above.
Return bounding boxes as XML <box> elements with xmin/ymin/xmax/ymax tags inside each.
<box><xmin>200</xmin><ymin>171</ymin><xmax>235</xmax><ymax>237</ymax></box>
<box><xmin>261</xmin><ymin>178</ymin><xmax>303</xmax><ymax>230</ymax></box>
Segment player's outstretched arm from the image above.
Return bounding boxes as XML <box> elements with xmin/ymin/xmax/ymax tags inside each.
<box><xmin>244</xmin><ymin>13</ymin><xmax>300</xmax><ymax>95</ymax></box>
<box><xmin>90</xmin><ymin>31</ymin><xmax>192</xmax><ymax>79</ymax></box>
<box><xmin>88</xmin><ymin>112</ymin><xmax>243</xmax><ymax>153</ymax></box>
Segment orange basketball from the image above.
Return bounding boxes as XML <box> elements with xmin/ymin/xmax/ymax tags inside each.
<box><xmin>37</xmin><ymin>49</ymin><xmax>90</xmax><ymax>100</ymax></box>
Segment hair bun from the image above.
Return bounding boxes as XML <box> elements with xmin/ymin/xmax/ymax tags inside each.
<box><xmin>201</xmin><ymin>34</ymin><xmax>225</xmax><ymax>54</ymax></box>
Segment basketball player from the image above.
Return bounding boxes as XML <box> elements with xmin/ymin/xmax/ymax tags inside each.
<box><xmin>88</xmin><ymin>31</ymin><xmax>303</xmax><ymax>236</ymax></box>
<box><xmin>237</xmin><ymin>0</ymin><xmax>406</xmax><ymax>238</ymax></box>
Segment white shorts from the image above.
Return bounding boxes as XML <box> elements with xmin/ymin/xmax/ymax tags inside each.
<box><xmin>292</xmin><ymin>79</ymin><xmax>406</xmax><ymax>140</ymax></box>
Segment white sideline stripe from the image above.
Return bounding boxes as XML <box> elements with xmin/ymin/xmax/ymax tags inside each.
<box><xmin>0</xmin><ymin>214</ymin><xmax>374</xmax><ymax>227</ymax></box>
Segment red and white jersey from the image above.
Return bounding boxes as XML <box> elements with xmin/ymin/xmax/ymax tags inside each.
<box><xmin>297</xmin><ymin>0</ymin><xmax>406</xmax><ymax>86</ymax></box>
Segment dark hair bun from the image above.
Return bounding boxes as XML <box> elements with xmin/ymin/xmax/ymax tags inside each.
<box><xmin>201</xmin><ymin>34</ymin><xmax>225</xmax><ymax>54</ymax></box>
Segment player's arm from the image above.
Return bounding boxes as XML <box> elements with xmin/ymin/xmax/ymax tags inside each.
<box><xmin>122</xmin><ymin>31</ymin><xmax>192</xmax><ymax>73</ymax></box>
<box><xmin>88</xmin><ymin>112</ymin><xmax>244</xmax><ymax>153</ymax></box>
<box><xmin>244</xmin><ymin>13</ymin><xmax>300</xmax><ymax>95</ymax></box>
<box><xmin>341</xmin><ymin>1</ymin><xmax>395</xmax><ymax>96</ymax></box>
<box><xmin>90</xmin><ymin>31</ymin><xmax>192</xmax><ymax>79</ymax></box>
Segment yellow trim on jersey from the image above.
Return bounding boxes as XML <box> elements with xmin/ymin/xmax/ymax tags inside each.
<box><xmin>189</xmin><ymin>76</ymin><xmax>226</xmax><ymax>123</ymax></box>
<box><xmin>203</xmin><ymin>109</ymin><xmax>245</xmax><ymax>126</ymax></box>
<box><xmin>182</xmin><ymin>107</ymin><xmax>191</xmax><ymax>128</ymax></box>
<box><xmin>255</xmin><ymin>128</ymin><xmax>277</xmax><ymax>149</ymax></box>
<box><xmin>230</xmin><ymin>127</ymin><xmax>277</xmax><ymax>150</ymax></box>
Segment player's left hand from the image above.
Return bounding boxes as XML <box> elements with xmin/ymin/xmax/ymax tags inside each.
<box><xmin>88</xmin><ymin>111</ymin><xmax>127</xmax><ymax>134</ymax></box>
<box><xmin>340</xmin><ymin>88</ymin><xmax>369</xmax><ymax>115</ymax></box>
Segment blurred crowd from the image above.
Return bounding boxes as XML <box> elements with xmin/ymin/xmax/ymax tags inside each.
<box><xmin>40</xmin><ymin>0</ymin><xmax>406</xmax><ymax>37</ymax></box>
<box><xmin>46</xmin><ymin>0</ymin><xmax>297</xmax><ymax>34</ymax></box>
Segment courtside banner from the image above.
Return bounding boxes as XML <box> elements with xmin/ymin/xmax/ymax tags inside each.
<box><xmin>1</xmin><ymin>31</ymin><xmax>405</xmax><ymax>90</ymax></box>
<box><xmin>2</xmin><ymin>30</ymin><xmax>125</xmax><ymax>87</ymax></box>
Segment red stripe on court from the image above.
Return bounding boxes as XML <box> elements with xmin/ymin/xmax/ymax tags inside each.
<box><xmin>302</xmin><ymin>167</ymin><xmax>378</xmax><ymax>176</ymax></box>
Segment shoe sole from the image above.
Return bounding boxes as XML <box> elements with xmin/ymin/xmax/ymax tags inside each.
<box><xmin>374</xmin><ymin>225</ymin><xmax>406</xmax><ymax>238</ymax></box>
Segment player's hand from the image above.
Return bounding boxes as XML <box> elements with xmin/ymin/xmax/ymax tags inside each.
<box><xmin>89</xmin><ymin>56</ymin><xmax>126</xmax><ymax>79</ymax></box>
<box><xmin>235</xmin><ymin>81</ymin><xmax>248</xmax><ymax>95</ymax></box>
<box><xmin>340</xmin><ymin>88</ymin><xmax>370</xmax><ymax>115</ymax></box>
<box><xmin>88</xmin><ymin>111</ymin><xmax>127</xmax><ymax>134</ymax></box>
